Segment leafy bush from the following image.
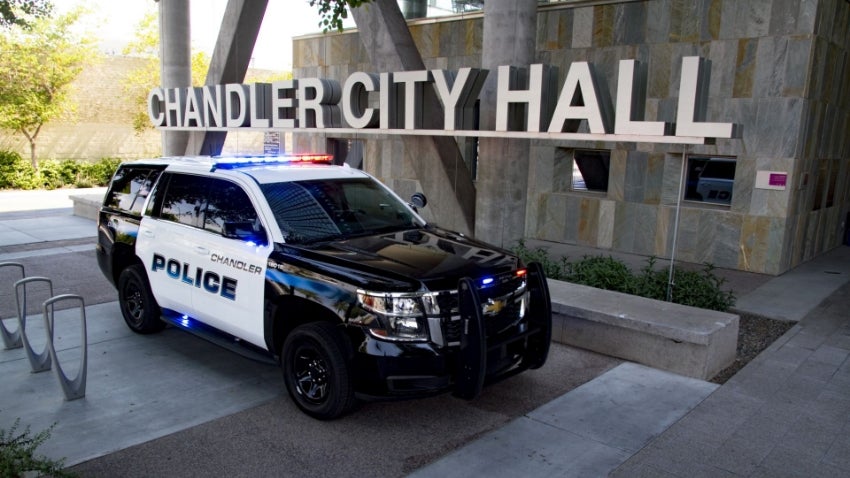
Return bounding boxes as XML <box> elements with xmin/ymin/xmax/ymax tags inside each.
<box><xmin>0</xmin><ymin>417</ymin><xmax>73</xmax><ymax>477</ymax></box>
<box><xmin>512</xmin><ymin>240</ymin><xmax>570</xmax><ymax>279</ymax></box>
<box><xmin>0</xmin><ymin>151</ymin><xmax>39</xmax><ymax>189</ymax></box>
<box><xmin>83</xmin><ymin>157</ymin><xmax>121</xmax><ymax>186</ymax></box>
<box><xmin>512</xmin><ymin>241</ymin><xmax>735</xmax><ymax>311</ymax></box>
<box><xmin>565</xmin><ymin>256</ymin><xmax>636</xmax><ymax>294</ymax></box>
<box><xmin>0</xmin><ymin>152</ymin><xmax>120</xmax><ymax>190</ymax></box>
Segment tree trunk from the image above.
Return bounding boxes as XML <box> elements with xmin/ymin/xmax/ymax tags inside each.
<box><xmin>20</xmin><ymin>127</ymin><xmax>39</xmax><ymax>170</ymax></box>
<box><xmin>29</xmin><ymin>140</ymin><xmax>38</xmax><ymax>170</ymax></box>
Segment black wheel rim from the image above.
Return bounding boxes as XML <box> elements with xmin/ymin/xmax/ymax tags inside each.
<box><xmin>122</xmin><ymin>279</ymin><xmax>145</xmax><ymax>327</ymax></box>
<box><xmin>292</xmin><ymin>344</ymin><xmax>329</xmax><ymax>404</ymax></box>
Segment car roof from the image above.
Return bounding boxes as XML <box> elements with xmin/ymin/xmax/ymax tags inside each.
<box><xmin>124</xmin><ymin>155</ymin><xmax>370</xmax><ymax>184</ymax></box>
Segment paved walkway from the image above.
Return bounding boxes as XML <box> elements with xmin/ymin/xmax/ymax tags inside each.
<box><xmin>412</xmin><ymin>245</ymin><xmax>850</xmax><ymax>477</ymax></box>
<box><xmin>1</xmin><ymin>189</ymin><xmax>849</xmax><ymax>476</ymax></box>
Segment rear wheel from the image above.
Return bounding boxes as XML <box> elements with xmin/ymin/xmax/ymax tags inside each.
<box><xmin>282</xmin><ymin>322</ymin><xmax>355</xmax><ymax>420</ymax></box>
<box><xmin>118</xmin><ymin>264</ymin><xmax>165</xmax><ymax>334</ymax></box>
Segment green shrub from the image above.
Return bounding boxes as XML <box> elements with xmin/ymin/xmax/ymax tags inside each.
<box><xmin>0</xmin><ymin>417</ymin><xmax>73</xmax><ymax>477</ymax></box>
<box><xmin>83</xmin><ymin>157</ymin><xmax>121</xmax><ymax>186</ymax></box>
<box><xmin>0</xmin><ymin>151</ymin><xmax>39</xmax><ymax>189</ymax></box>
<box><xmin>0</xmin><ymin>153</ymin><xmax>120</xmax><ymax>190</ymax></box>
<box><xmin>511</xmin><ymin>241</ymin><xmax>735</xmax><ymax>311</ymax></box>
<box><xmin>512</xmin><ymin>240</ymin><xmax>570</xmax><ymax>279</ymax></box>
<box><xmin>38</xmin><ymin>160</ymin><xmax>67</xmax><ymax>189</ymax></box>
<box><xmin>565</xmin><ymin>255</ymin><xmax>636</xmax><ymax>294</ymax></box>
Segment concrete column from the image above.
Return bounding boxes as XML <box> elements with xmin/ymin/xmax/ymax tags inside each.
<box><xmin>351</xmin><ymin>0</ymin><xmax>476</xmax><ymax>234</ymax></box>
<box><xmin>186</xmin><ymin>0</ymin><xmax>268</xmax><ymax>156</ymax></box>
<box><xmin>474</xmin><ymin>0</ymin><xmax>537</xmax><ymax>247</ymax></box>
<box><xmin>158</xmin><ymin>0</ymin><xmax>191</xmax><ymax>156</ymax></box>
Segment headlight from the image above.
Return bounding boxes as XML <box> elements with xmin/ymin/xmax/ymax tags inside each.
<box><xmin>356</xmin><ymin>290</ymin><xmax>440</xmax><ymax>341</ymax></box>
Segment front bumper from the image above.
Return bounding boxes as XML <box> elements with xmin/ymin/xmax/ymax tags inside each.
<box><xmin>351</xmin><ymin>263</ymin><xmax>552</xmax><ymax>400</ymax></box>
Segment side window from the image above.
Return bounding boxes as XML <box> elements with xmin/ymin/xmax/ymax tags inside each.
<box><xmin>156</xmin><ymin>174</ymin><xmax>266</xmax><ymax>244</ymax></box>
<box><xmin>160</xmin><ymin>174</ymin><xmax>208</xmax><ymax>227</ymax></box>
<box><xmin>104</xmin><ymin>167</ymin><xmax>161</xmax><ymax>215</ymax></box>
<box><xmin>203</xmin><ymin>178</ymin><xmax>265</xmax><ymax>244</ymax></box>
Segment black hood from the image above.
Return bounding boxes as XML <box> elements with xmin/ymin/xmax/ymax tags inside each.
<box><xmin>275</xmin><ymin>226</ymin><xmax>519</xmax><ymax>292</ymax></box>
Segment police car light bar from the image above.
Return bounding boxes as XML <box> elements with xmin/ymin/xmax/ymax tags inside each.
<box><xmin>211</xmin><ymin>154</ymin><xmax>334</xmax><ymax>171</ymax></box>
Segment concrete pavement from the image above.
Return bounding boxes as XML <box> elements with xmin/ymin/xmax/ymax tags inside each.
<box><xmin>1</xmin><ymin>189</ymin><xmax>849</xmax><ymax>477</ymax></box>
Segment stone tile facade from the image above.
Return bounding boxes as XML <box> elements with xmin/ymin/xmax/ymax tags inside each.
<box><xmin>293</xmin><ymin>0</ymin><xmax>850</xmax><ymax>275</ymax></box>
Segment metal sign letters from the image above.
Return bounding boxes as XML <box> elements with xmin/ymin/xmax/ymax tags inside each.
<box><xmin>148</xmin><ymin>56</ymin><xmax>736</xmax><ymax>144</ymax></box>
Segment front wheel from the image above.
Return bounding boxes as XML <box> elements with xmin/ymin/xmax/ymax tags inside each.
<box><xmin>282</xmin><ymin>322</ymin><xmax>355</xmax><ymax>420</ymax></box>
<box><xmin>118</xmin><ymin>264</ymin><xmax>165</xmax><ymax>334</ymax></box>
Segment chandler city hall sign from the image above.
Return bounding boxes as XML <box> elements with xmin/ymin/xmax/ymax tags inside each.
<box><xmin>148</xmin><ymin>56</ymin><xmax>737</xmax><ymax>145</ymax></box>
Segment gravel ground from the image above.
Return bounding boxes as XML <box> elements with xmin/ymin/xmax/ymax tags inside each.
<box><xmin>710</xmin><ymin>313</ymin><xmax>795</xmax><ymax>384</ymax></box>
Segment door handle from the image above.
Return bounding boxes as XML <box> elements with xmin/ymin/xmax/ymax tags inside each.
<box><xmin>141</xmin><ymin>229</ymin><xmax>154</xmax><ymax>238</ymax></box>
<box><xmin>194</xmin><ymin>246</ymin><xmax>209</xmax><ymax>255</ymax></box>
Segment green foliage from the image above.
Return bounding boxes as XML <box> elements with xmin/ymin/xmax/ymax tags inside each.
<box><xmin>0</xmin><ymin>151</ymin><xmax>119</xmax><ymax>190</ymax></box>
<box><xmin>309</xmin><ymin>0</ymin><xmax>369</xmax><ymax>32</ymax></box>
<box><xmin>0</xmin><ymin>7</ymin><xmax>98</xmax><ymax>168</ymax></box>
<box><xmin>512</xmin><ymin>241</ymin><xmax>736</xmax><ymax>312</ymax></box>
<box><xmin>512</xmin><ymin>240</ymin><xmax>570</xmax><ymax>279</ymax></box>
<box><xmin>0</xmin><ymin>417</ymin><xmax>73</xmax><ymax>477</ymax></box>
<box><xmin>0</xmin><ymin>150</ymin><xmax>37</xmax><ymax>189</ymax></box>
<box><xmin>84</xmin><ymin>157</ymin><xmax>121</xmax><ymax>186</ymax></box>
<box><xmin>565</xmin><ymin>256</ymin><xmax>636</xmax><ymax>294</ymax></box>
<box><xmin>0</xmin><ymin>0</ymin><xmax>53</xmax><ymax>29</ymax></box>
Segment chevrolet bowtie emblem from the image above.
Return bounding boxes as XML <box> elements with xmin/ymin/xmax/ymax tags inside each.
<box><xmin>483</xmin><ymin>298</ymin><xmax>505</xmax><ymax>315</ymax></box>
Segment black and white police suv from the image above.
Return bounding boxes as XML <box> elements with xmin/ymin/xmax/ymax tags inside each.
<box><xmin>96</xmin><ymin>155</ymin><xmax>552</xmax><ymax>419</ymax></box>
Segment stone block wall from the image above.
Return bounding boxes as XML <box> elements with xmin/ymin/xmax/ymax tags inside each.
<box><xmin>292</xmin><ymin>0</ymin><xmax>849</xmax><ymax>275</ymax></box>
<box><xmin>527</xmin><ymin>0</ymin><xmax>849</xmax><ymax>275</ymax></box>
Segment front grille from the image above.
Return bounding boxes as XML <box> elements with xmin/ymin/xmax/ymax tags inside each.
<box><xmin>438</xmin><ymin>272</ymin><xmax>527</xmax><ymax>346</ymax></box>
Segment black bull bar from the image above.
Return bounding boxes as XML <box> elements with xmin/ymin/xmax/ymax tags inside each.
<box><xmin>453</xmin><ymin>262</ymin><xmax>552</xmax><ymax>400</ymax></box>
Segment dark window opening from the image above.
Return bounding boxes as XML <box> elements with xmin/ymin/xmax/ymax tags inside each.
<box><xmin>813</xmin><ymin>160</ymin><xmax>839</xmax><ymax>211</ymax></box>
<box><xmin>684</xmin><ymin>156</ymin><xmax>736</xmax><ymax>205</ymax></box>
<box><xmin>328</xmin><ymin>139</ymin><xmax>364</xmax><ymax>169</ymax></box>
<box><xmin>572</xmin><ymin>150</ymin><xmax>610</xmax><ymax>192</ymax></box>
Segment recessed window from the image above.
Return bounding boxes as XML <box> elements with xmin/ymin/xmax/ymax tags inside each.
<box><xmin>327</xmin><ymin>139</ymin><xmax>364</xmax><ymax>169</ymax></box>
<box><xmin>572</xmin><ymin>149</ymin><xmax>610</xmax><ymax>192</ymax></box>
<box><xmin>813</xmin><ymin>159</ymin><xmax>837</xmax><ymax>211</ymax></box>
<box><xmin>684</xmin><ymin>156</ymin><xmax>736</xmax><ymax>205</ymax></box>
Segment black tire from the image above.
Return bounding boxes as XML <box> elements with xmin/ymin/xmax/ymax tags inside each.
<box><xmin>282</xmin><ymin>322</ymin><xmax>355</xmax><ymax>420</ymax></box>
<box><xmin>118</xmin><ymin>264</ymin><xmax>165</xmax><ymax>334</ymax></box>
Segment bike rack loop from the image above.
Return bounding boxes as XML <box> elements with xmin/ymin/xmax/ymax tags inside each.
<box><xmin>0</xmin><ymin>262</ymin><xmax>25</xmax><ymax>349</ymax></box>
<box><xmin>43</xmin><ymin>294</ymin><xmax>88</xmax><ymax>401</ymax></box>
<box><xmin>14</xmin><ymin>276</ymin><xmax>55</xmax><ymax>373</ymax></box>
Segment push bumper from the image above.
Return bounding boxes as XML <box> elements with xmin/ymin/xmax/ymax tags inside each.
<box><xmin>354</xmin><ymin>262</ymin><xmax>552</xmax><ymax>400</ymax></box>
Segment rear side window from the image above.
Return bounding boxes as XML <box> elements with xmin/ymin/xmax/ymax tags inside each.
<box><xmin>104</xmin><ymin>167</ymin><xmax>161</xmax><ymax>215</ymax></box>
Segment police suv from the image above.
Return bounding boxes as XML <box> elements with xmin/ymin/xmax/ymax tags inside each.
<box><xmin>97</xmin><ymin>155</ymin><xmax>552</xmax><ymax>419</ymax></box>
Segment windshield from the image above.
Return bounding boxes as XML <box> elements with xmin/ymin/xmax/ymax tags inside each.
<box><xmin>260</xmin><ymin>178</ymin><xmax>423</xmax><ymax>244</ymax></box>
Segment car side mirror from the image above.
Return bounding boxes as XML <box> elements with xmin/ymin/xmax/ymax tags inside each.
<box><xmin>410</xmin><ymin>192</ymin><xmax>427</xmax><ymax>210</ymax></box>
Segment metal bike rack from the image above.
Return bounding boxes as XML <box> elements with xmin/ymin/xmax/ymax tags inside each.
<box><xmin>14</xmin><ymin>276</ymin><xmax>55</xmax><ymax>373</ymax></box>
<box><xmin>42</xmin><ymin>294</ymin><xmax>88</xmax><ymax>401</ymax></box>
<box><xmin>0</xmin><ymin>262</ymin><xmax>25</xmax><ymax>349</ymax></box>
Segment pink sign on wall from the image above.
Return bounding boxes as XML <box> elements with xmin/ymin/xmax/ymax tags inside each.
<box><xmin>756</xmin><ymin>171</ymin><xmax>788</xmax><ymax>191</ymax></box>
<box><xmin>769</xmin><ymin>173</ymin><xmax>787</xmax><ymax>187</ymax></box>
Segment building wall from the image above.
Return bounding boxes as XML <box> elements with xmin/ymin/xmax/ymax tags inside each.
<box><xmin>292</xmin><ymin>0</ymin><xmax>850</xmax><ymax>275</ymax></box>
